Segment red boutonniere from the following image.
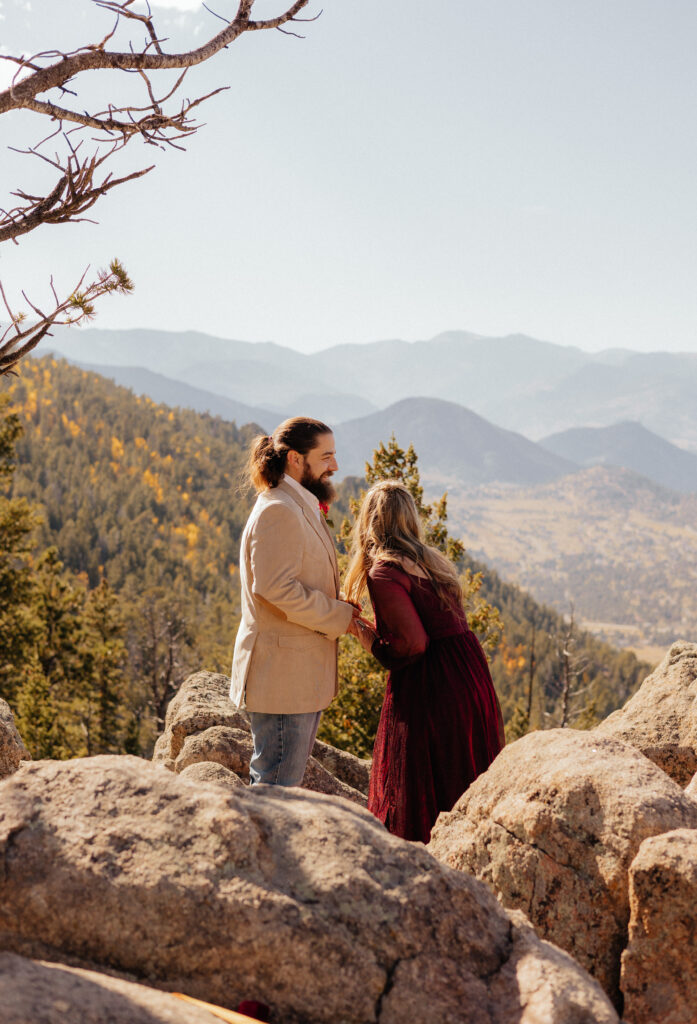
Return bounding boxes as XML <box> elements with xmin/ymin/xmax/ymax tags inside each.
<box><xmin>319</xmin><ymin>502</ymin><xmax>334</xmax><ymax>529</ymax></box>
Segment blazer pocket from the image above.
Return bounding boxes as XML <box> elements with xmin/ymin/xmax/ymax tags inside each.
<box><xmin>278</xmin><ymin>634</ymin><xmax>323</xmax><ymax>650</ymax></box>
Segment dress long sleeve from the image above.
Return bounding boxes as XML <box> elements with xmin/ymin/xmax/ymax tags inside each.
<box><xmin>367</xmin><ymin>563</ymin><xmax>429</xmax><ymax>671</ymax></box>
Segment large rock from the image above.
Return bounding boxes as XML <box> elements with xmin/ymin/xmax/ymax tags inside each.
<box><xmin>152</xmin><ymin>671</ymin><xmax>251</xmax><ymax>770</ymax></box>
<box><xmin>428</xmin><ymin>728</ymin><xmax>697</xmax><ymax>1006</ymax></box>
<box><xmin>0</xmin><ymin>755</ymin><xmax>619</xmax><ymax>1024</ymax></box>
<box><xmin>0</xmin><ymin>952</ymin><xmax>223</xmax><ymax>1024</ymax></box>
<box><xmin>311</xmin><ymin>737</ymin><xmax>371</xmax><ymax>796</ymax></box>
<box><xmin>174</xmin><ymin>724</ymin><xmax>253</xmax><ymax>778</ymax></box>
<box><xmin>178</xmin><ymin>761</ymin><xmax>245</xmax><ymax>789</ymax></box>
<box><xmin>621</xmin><ymin>828</ymin><xmax>697</xmax><ymax>1024</ymax></box>
<box><xmin>156</xmin><ymin>672</ymin><xmax>369</xmax><ymax>806</ymax></box>
<box><xmin>0</xmin><ymin>698</ymin><xmax>30</xmax><ymax>779</ymax></box>
<box><xmin>595</xmin><ymin>641</ymin><xmax>697</xmax><ymax>786</ymax></box>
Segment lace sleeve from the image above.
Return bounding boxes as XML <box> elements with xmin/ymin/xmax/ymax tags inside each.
<box><xmin>367</xmin><ymin>563</ymin><xmax>429</xmax><ymax>671</ymax></box>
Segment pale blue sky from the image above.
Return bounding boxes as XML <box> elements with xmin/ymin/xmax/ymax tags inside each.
<box><xmin>1</xmin><ymin>0</ymin><xmax>696</xmax><ymax>353</ymax></box>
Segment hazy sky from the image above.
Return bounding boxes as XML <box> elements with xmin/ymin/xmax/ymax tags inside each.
<box><xmin>1</xmin><ymin>0</ymin><xmax>696</xmax><ymax>353</ymax></box>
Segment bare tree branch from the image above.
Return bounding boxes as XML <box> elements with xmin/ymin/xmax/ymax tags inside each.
<box><xmin>0</xmin><ymin>1</ymin><xmax>309</xmax><ymax>120</ymax></box>
<box><xmin>0</xmin><ymin>0</ymin><xmax>313</xmax><ymax>246</ymax></box>
<box><xmin>0</xmin><ymin>0</ymin><xmax>317</xmax><ymax>372</ymax></box>
<box><xmin>1</xmin><ymin>138</ymin><xmax>155</xmax><ymax>245</ymax></box>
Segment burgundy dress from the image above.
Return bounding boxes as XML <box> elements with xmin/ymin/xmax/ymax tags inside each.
<box><xmin>366</xmin><ymin>562</ymin><xmax>505</xmax><ymax>844</ymax></box>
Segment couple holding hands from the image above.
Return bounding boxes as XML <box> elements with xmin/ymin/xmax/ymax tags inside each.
<box><xmin>230</xmin><ymin>417</ymin><xmax>504</xmax><ymax>844</ymax></box>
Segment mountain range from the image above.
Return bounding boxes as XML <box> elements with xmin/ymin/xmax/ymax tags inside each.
<box><xmin>42</xmin><ymin>327</ymin><xmax>697</xmax><ymax>495</ymax></box>
<box><xmin>333</xmin><ymin>398</ymin><xmax>575</xmax><ymax>483</ymax></box>
<box><xmin>540</xmin><ymin>422</ymin><xmax>697</xmax><ymax>494</ymax></box>
<box><xmin>46</xmin><ymin>326</ymin><xmax>697</xmax><ymax>450</ymax></box>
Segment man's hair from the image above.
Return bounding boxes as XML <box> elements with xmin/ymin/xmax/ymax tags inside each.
<box><xmin>246</xmin><ymin>417</ymin><xmax>332</xmax><ymax>492</ymax></box>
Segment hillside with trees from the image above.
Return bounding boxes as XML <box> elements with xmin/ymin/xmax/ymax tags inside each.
<box><xmin>1</xmin><ymin>356</ymin><xmax>649</xmax><ymax>760</ymax></box>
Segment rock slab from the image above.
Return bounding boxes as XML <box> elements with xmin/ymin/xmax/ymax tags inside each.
<box><xmin>0</xmin><ymin>755</ymin><xmax>619</xmax><ymax>1024</ymax></box>
<box><xmin>0</xmin><ymin>698</ymin><xmax>30</xmax><ymax>779</ymax></box>
<box><xmin>595</xmin><ymin>640</ymin><xmax>697</xmax><ymax>786</ymax></box>
<box><xmin>621</xmin><ymin>828</ymin><xmax>697</xmax><ymax>1024</ymax></box>
<box><xmin>0</xmin><ymin>952</ymin><xmax>222</xmax><ymax>1024</ymax></box>
<box><xmin>428</xmin><ymin>728</ymin><xmax>697</xmax><ymax>1006</ymax></box>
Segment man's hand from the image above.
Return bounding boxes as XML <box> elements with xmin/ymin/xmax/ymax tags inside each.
<box><xmin>340</xmin><ymin>591</ymin><xmax>363</xmax><ymax>614</ymax></box>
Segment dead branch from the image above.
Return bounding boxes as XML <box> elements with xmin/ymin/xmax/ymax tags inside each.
<box><xmin>0</xmin><ymin>1</ymin><xmax>310</xmax><ymax>123</ymax></box>
<box><xmin>0</xmin><ymin>0</ymin><xmax>317</xmax><ymax>374</ymax></box>
<box><xmin>1</xmin><ymin>138</ymin><xmax>155</xmax><ymax>245</ymax></box>
<box><xmin>0</xmin><ymin>0</ymin><xmax>312</xmax><ymax>246</ymax></box>
<box><xmin>0</xmin><ymin>260</ymin><xmax>134</xmax><ymax>375</ymax></box>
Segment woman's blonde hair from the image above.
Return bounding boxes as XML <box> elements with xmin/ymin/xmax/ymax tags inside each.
<box><xmin>344</xmin><ymin>480</ymin><xmax>463</xmax><ymax>609</ymax></box>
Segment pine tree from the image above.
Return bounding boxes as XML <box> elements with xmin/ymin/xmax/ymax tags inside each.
<box><xmin>0</xmin><ymin>394</ymin><xmax>43</xmax><ymax>707</ymax></box>
<box><xmin>78</xmin><ymin>579</ymin><xmax>128</xmax><ymax>754</ymax></box>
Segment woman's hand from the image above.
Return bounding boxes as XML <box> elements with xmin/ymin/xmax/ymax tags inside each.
<box><xmin>348</xmin><ymin>615</ymin><xmax>377</xmax><ymax>652</ymax></box>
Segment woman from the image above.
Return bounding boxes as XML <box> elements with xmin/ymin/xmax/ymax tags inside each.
<box><xmin>345</xmin><ymin>480</ymin><xmax>505</xmax><ymax>843</ymax></box>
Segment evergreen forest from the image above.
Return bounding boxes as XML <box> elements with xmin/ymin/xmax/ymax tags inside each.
<box><xmin>0</xmin><ymin>355</ymin><xmax>649</xmax><ymax>760</ymax></box>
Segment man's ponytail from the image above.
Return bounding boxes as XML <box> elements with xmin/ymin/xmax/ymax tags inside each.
<box><xmin>247</xmin><ymin>434</ymin><xmax>286</xmax><ymax>491</ymax></box>
<box><xmin>244</xmin><ymin>417</ymin><xmax>332</xmax><ymax>493</ymax></box>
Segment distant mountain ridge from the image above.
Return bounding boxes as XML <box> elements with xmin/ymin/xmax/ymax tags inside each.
<box><xmin>46</xmin><ymin>325</ymin><xmax>697</xmax><ymax>452</ymax></box>
<box><xmin>540</xmin><ymin>422</ymin><xmax>697</xmax><ymax>494</ymax></box>
<box><xmin>334</xmin><ymin>397</ymin><xmax>576</xmax><ymax>484</ymax></box>
<box><xmin>72</xmin><ymin>361</ymin><xmax>273</xmax><ymax>430</ymax></box>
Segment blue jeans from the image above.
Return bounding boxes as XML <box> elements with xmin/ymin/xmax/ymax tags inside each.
<box><xmin>248</xmin><ymin>711</ymin><xmax>321</xmax><ymax>786</ymax></box>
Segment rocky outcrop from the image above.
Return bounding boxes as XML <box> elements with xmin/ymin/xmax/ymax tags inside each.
<box><xmin>621</xmin><ymin>828</ymin><xmax>697</xmax><ymax>1024</ymax></box>
<box><xmin>0</xmin><ymin>698</ymin><xmax>30</xmax><ymax>779</ymax></box>
<box><xmin>0</xmin><ymin>755</ymin><xmax>619</xmax><ymax>1024</ymax></box>
<box><xmin>152</xmin><ymin>671</ymin><xmax>251</xmax><ymax>771</ymax></box>
<box><xmin>154</xmin><ymin>671</ymin><xmax>369</xmax><ymax>806</ymax></box>
<box><xmin>311</xmin><ymin>737</ymin><xmax>371</xmax><ymax>796</ymax></box>
<box><xmin>0</xmin><ymin>952</ymin><xmax>223</xmax><ymax>1024</ymax></box>
<box><xmin>174</xmin><ymin>724</ymin><xmax>253</xmax><ymax>777</ymax></box>
<box><xmin>595</xmin><ymin>641</ymin><xmax>697</xmax><ymax>786</ymax></box>
<box><xmin>178</xmin><ymin>761</ymin><xmax>244</xmax><ymax>789</ymax></box>
<box><xmin>428</xmin><ymin>728</ymin><xmax>697</xmax><ymax>1006</ymax></box>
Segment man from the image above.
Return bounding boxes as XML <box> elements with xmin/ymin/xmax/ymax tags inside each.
<box><xmin>230</xmin><ymin>417</ymin><xmax>359</xmax><ymax>786</ymax></box>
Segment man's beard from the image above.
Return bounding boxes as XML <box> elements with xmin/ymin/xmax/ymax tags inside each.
<box><xmin>301</xmin><ymin>464</ymin><xmax>336</xmax><ymax>504</ymax></box>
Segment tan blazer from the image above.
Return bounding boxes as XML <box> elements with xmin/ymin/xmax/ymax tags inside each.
<box><xmin>230</xmin><ymin>479</ymin><xmax>354</xmax><ymax>713</ymax></box>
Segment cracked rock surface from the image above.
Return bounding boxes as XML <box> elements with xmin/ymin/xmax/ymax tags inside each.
<box><xmin>621</xmin><ymin>828</ymin><xmax>697</xmax><ymax>1024</ymax></box>
<box><xmin>0</xmin><ymin>952</ymin><xmax>222</xmax><ymax>1024</ymax></box>
<box><xmin>0</xmin><ymin>699</ymin><xmax>30</xmax><ymax>780</ymax></box>
<box><xmin>0</xmin><ymin>755</ymin><xmax>617</xmax><ymax>1024</ymax></box>
<box><xmin>595</xmin><ymin>640</ymin><xmax>697</xmax><ymax>787</ymax></box>
<box><xmin>427</xmin><ymin>728</ymin><xmax>697</xmax><ymax>1007</ymax></box>
<box><xmin>153</xmin><ymin>671</ymin><xmax>369</xmax><ymax>805</ymax></box>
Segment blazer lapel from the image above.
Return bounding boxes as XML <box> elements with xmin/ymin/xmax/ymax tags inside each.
<box><xmin>319</xmin><ymin>513</ymin><xmax>341</xmax><ymax>594</ymax></box>
<box><xmin>277</xmin><ymin>480</ymin><xmax>340</xmax><ymax>592</ymax></box>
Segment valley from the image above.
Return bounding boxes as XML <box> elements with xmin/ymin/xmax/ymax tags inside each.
<box><xmin>438</xmin><ymin>465</ymin><xmax>697</xmax><ymax>657</ymax></box>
